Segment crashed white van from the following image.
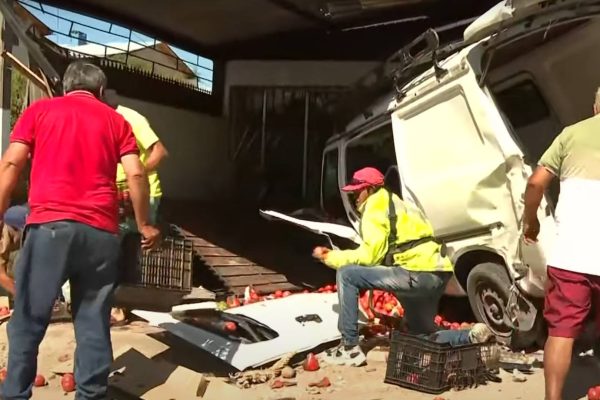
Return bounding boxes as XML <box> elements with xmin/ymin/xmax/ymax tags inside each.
<box><xmin>265</xmin><ymin>0</ymin><xmax>600</xmax><ymax>347</ymax></box>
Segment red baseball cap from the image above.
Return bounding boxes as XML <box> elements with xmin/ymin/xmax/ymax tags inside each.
<box><xmin>342</xmin><ymin>167</ymin><xmax>385</xmax><ymax>192</ymax></box>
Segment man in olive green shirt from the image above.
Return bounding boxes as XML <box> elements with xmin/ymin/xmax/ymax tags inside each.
<box><xmin>523</xmin><ymin>89</ymin><xmax>600</xmax><ymax>400</ymax></box>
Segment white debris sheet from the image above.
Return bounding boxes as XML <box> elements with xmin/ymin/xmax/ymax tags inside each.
<box><xmin>133</xmin><ymin>293</ymin><xmax>341</xmax><ymax>371</ymax></box>
<box><xmin>259</xmin><ymin>209</ymin><xmax>362</xmax><ymax>244</ymax></box>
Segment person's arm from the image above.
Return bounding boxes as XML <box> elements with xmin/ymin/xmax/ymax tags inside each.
<box><xmin>523</xmin><ymin>167</ymin><xmax>555</xmax><ymax>243</ymax></box>
<box><xmin>322</xmin><ymin>206</ymin><xmax>389</xmax><ymax>269</ymax></box>
<box><xmin>121</xmin><ymin>154</ymin><xmax>150</xmax><ymax>229</ymax></box>
<box><xmin>0</xmin><ymin>103</ymin><xmax>37</xmax><ymax>218</ymax></box>
<box><xmin>144</xmin><ymin>141</ymin><xmax>168</xmax><ymax>172</ymax></box>
<box><xmin>523</xmin><ymin>132</ymin><xmax>563</xmax><ymax>243</ymax></box>
<box><xmin>117</xmin><ymin>118</ymin><xmax>160</xmax><ymax>249</ymax></box>
<box><xmin>0</xmin><ymin>143</ymin><xmax>30</xmax><ymax>217</ymax></box>
<box><xmin>132</xmin><ymin>113</ymin><xmax>166</xmax><ymax>172</ymax></box>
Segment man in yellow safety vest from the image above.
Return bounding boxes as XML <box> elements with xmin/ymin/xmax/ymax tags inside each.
<box><xmin>313</xmin><ymin>167</ymin><xmax>493</xmax><ymax>366</ymax></box>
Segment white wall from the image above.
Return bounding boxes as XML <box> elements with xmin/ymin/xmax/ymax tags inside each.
<box><xmin>224</xmin><ymin>60</ymin><xmax>378</xmax><ymax>113</ymax></box>
<box><xmin>119</xmin><ymin>96</ymin><xmax>232</xmax><ymax>201</ymax></box>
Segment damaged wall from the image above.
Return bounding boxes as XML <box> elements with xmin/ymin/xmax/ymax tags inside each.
<box><xmin>223</xmin><ymin>60</ymin><xmax>378</xmax><ymax>114</ymax></box>
<box><xmin>119</xmin><ymin>96</ymin><xmax>233</xmax><ymax>201</ymax></box>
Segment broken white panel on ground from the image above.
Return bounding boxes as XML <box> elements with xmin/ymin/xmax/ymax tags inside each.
<box><xmin>133</xmin><ymin>293</ymin><xmax>341</xmax><ymax>371</ymax></box>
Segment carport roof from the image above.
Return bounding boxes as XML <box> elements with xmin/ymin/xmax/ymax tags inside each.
<box><xmin>40</xmin><ymin>0</ymin><xmax>499</xmax><ymax>60</ymax></box>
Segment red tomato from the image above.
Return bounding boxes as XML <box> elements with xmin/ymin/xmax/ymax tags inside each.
<box><xmin>250</xmin><ymin>292</ymin><xmax>259</xmax><ymax>300</ymax></box>
<box><xmin>588</xmin><ymin>386</ymin><xmax>600</xmax><ymax>400</ymax></box>
<box><xmin>442</xmin><ymin>321</ymin><xmax>451</xmax><ymax>329</ymax></box>
<box><xmin>33</xmin><ymin>374</ymin><xmax>46</xmax><ymax>387</ymax></box>
<box><xmin>61</xmin><ymin>373</ymin><xmax>75</xmax><ymax>393</ymax></box>
<box><xmin>451</xmin><ymin>322</ymin><xmax>461</xmax><ymax>330</ymax></box>
<box><xmin>460</xmin><ymin>322</ymin><xmax>472</xmax><ymax>330</ymax></box>
<box><xmin>282</xmin><ymin>291</ymin><xmax>291</xmax><ymax>297</ymax></box>
<box><xmin>0</xmin><ymin>368</ymin><xmax>7</xmax><ymax>382</ymax></box>
<box><xmin>0</xmin><ymin>307</ymin><xmax>9</xmax><ymax>316</ymax></box>
<box><xmin>324</xmin><ymin>284</ymin><xmax>333</xmax><ymax>291</ymax></box>
<box><xmin>384</xmin><ymin>303</ymin><xmax>394</xmax><ymax>312</ymax></box>
<box><xmin>303</xmin><ymin>289</ymin><xmax>310</xmax><ymax>293</ymax></box>
<box><xmin>332</xmin><ymin>285</ymin><xmax>337</xmax><ymax>291</ymax></box>
<box><xmin>434</xmin><ymin>315</ymin><xmax>443</xmax><ymax>326</ymax></box>
<box><xmin>224</xmin><ymin>322</ymin><xmax>237</xmax><ymax>332</ymax></box>
<box><xmin>274</xmin><ymin>290</ymin><xmax>283</xmax><ymax>298</ymax></box>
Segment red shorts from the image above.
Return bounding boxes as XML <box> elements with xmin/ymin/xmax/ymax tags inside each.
<box><xmin>544</xmin><ymin>266</ymin><xmax>600</xmax><ymax>338</ymax></box>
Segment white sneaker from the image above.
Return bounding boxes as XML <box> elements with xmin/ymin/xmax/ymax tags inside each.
<box><xmin>323</xmin><ymin>344</ymin><xmax>367</xmax><ymax>367</ymax></box>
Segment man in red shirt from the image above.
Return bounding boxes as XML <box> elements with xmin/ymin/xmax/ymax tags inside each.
<box><xmin>0</xmin><ymin>61</ymin><xmax>160</xmax><ymax>400</ymax></box>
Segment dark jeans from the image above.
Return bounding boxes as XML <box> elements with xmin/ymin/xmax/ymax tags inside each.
<box><xmin>336</xmin><ymin>265</ymin><xmax>471</xmax><ymax>346</ymax></box>
<box><xmin>1</xmin><ymin>221</ymin><xmax>119</xmax><ymax>400</ymax></box>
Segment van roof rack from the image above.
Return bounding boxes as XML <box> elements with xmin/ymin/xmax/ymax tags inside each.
<box><xmin>332</xmin><ymin>21</ymin><xmax>473</xmax><ymax>128</ymax></box>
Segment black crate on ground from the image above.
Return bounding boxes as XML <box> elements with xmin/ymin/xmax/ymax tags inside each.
<box><xmin>384</xmin><ymin>330</ymin><xmax>493</xmax><ymax>394</ymax></box>
<box><xmin>119</xmin><ymin>233</ymin><xmax>193</xmax><ymax>292</ymax></box>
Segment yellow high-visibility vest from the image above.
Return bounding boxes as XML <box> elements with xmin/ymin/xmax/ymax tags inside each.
<box><xmin>324</xmin><ymin>188</ymin><xmax>453</xmax><ymax>272</ymax></box>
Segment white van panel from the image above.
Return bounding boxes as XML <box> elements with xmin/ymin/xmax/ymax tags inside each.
<box><xmin>392</xmin><ymin>68</ymin><xmax>523</xmax><ymax>277</ymax></box>
<box><xmin>393</xmin><ymin>84</ymin><xmax>510</xmax><ymax>233</ymax></box>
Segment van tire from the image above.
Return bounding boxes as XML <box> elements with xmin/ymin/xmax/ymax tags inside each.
<box><xmin>466</xmin><ymin>262</ymin><xmax>516</xmax><ymax>343</ymax></box>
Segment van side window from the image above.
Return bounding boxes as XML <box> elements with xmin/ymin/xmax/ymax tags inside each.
<box><xmin>321</xmin><ymin>149</ymin><xmax>345</xmax><ymax>220</ymax></box>
<box><xmin>492</xmin><ymin>76</ymin><xmax>561</xmax><ymax>164</ymax></box>
<box><xmin>491</xmin><ymin>75</ymin><xmax>561</xmax><ymax>205</ymax></box>
<box><xmin>345</xmin><ymin>124</ymin><xmax>401</xmax><ymax>198</ymax></box>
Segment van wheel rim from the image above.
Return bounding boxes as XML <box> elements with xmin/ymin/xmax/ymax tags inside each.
<box><xmin>478</xmin><ymin>286</ymin><xmax>511</xmax><ymax>337</ymax></box>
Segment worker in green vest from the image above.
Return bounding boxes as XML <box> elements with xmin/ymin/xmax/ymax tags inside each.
<box><xmin>313</xmin><ymin>167</ymin><xmax>493</xmax><ymax>366</ymax></box>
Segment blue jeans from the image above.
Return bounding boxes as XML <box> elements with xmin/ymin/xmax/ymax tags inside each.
<box><xmin>1</xmin><ymin>221</ymin><xmax>119</xmax><ymax>400</ymax></box>
<box><xmin>336</xmin><ymin>265</ymin><xmax>470</xmax><ymax>346</ymax></box>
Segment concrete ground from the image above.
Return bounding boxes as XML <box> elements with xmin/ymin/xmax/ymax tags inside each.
<box><xmin>0</xmin><ymin>321</ymin><xmax>598</xmax><ymax>400</ymax></box>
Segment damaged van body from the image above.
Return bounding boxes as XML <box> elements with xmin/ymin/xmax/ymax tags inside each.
<box><xmin>264</xmin><ymin>0</ymin><xmax>600</xmax><ymax>347</ymax></box>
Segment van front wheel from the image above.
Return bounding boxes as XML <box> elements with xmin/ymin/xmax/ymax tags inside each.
<box><xmin>467</xmin><ymin>262</ymin><xmax>515</xmax><ymax>343</ymax></box>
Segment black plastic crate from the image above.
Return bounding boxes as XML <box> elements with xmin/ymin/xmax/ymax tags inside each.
<box><xmin>384</xmin><ymin>330</ymin><xmax>494</xmax><ymax>394</ymax></box>
<box><xmin>119</xmin><ymin>233</ymin><xmax>193</xmax><ymax>292</ymax></box>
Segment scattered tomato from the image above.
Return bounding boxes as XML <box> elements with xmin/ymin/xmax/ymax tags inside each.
<box><xmin>282</xmin><ymin>291</ymin><xmax>291</xmax><ymax>297</ymax></box>
<box><xmin>303</xmin><ymin>289</ymin><xmax>310</xmax><ymax>293</ymax></box>
<box><xmin>33</xmin><ymin>374</ymin><xmax>46</xmax><ymax>387</ymax></box>
<box><xmin>61</xmin><ymin>373</ymin><xmax>75</xmax><ymax>393</ymax></box>
<box><xmin>0</xmin><ymin>307</ymin><xmax>9</xmax><ymax>316</ymax></box>
<box><xmin>224</xmin><ymin>321</ymin><xmax>237</xmax><ymax>332</ymax></box>
<box><xmin>274</xmin><ymin>290</ymin><xmax>283</xmax><ymax>298</ymax></box>
<box><xmin>332</xmin><ymin>284</ymin><xmax>337</xmax><ymax>291</ymax></box>
<box><xmin>308</xmin><ymin>377</ymin><xmax>331</xmax><ymax>388</ymax></box>
<box><xmin>451</xmin><ymin>322</ymin><xmax>461</xmax><ymax>330</ymax></box>
<box><xmin>302</xmin><ymin>353</ymin><xmax>320</xmax><ymax>371</ymax></box>
<box><xmin>588</xmin><ymin>386</ymin><xmax>600</xmax><ymax>400</ymax></box>
<box><xmin>442</xmin><ymin>321</ymin><xmax>451</xmax><ymax>329</ymax></box>
<box><xmin>0</xmin><ymin>368</ymin><xmax>7</xmax><ymax>382</ymax></box>
<box><xmin>434</xmin><ymin>315</ymin><xmax>443</xmax><ymax>326</ymax></box>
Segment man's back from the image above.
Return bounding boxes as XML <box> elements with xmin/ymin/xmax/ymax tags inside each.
<box><xmin>540</xmin><ymin>114</ymin><xmax>600</xmax><ymax>275</ymax></box>
<box><xmin>10</xmin><ymin>91</ymin><xmax>138</xmax><ymax>233</ymax></box>
<box><xmin>114</xmin><ymin>105</ymin><xmax>162</xmax><ymax>198</ymax></box>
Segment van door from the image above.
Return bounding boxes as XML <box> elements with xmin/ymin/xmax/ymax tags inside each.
<box><xmin>391</xmin><ymin>64</ymin><xmax>525</xmax><ymax>279</ymax></box>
